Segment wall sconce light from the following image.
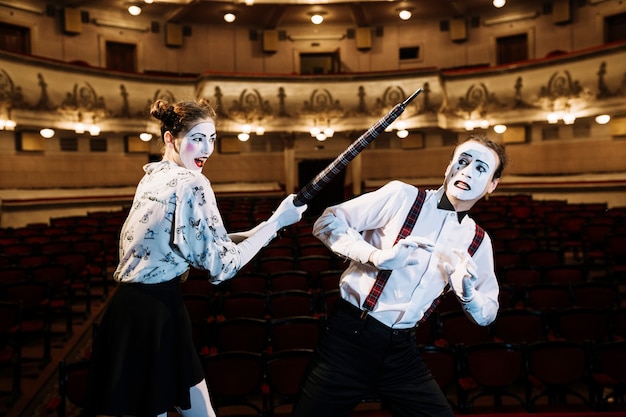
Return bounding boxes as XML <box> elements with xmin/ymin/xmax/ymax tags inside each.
<box><xmin>89</xmin><ymin>124</ymin><xmax>101</xmax><ymax>136</ymax></box>
<box><xmin>464</xmin><ymin>120</ymin><xmax>475</xmax><ymax>131</ymax></box>
<box><xmin>562</xmin><ymin>112</ymin><xmax>576</xmax><ymax>125</ymax></box>
<box><xmin>595</xmin><ymin>114</ymin><xmax>610</xmax><ymax>124</ymax></box>
<box><xmin>492</xmin><ymin>0</ymin><xmax>506</xmax><ymax>8</ymax></box>
<box><xmin>398</xmin><ymin>9</ymin><xmax>412</xmax><ymax>20</ymax></box>
<box><xmin>547</xmin><ymin>112</ymin><xmax>560</xmax><ymax>124</ymax></box>
<box><xmin>236</xmin><ymin>122</ymin><xmax>264</xmax><ymax>139</ymax></box>
<box><xmin>139</xmin><ymin>132</ymin><xmax>153</xmax><ymax>141</ymax></box>
<box><xmin>128</xmin><ymin>5</ymin><xmax>142</xmax><ymax>16</ymax></box>
<box><xmin>223</xmin><ymin>12</ymin><xmax>236</xmax><ymax>23</ymax></box>
<box><xmin>310</xmin><ymin>12</ymin><xmax>325</xmax><ymax>24</ymax></box>
<box><xmin>40</xmin><ymin>128</ymin><xmax>55</xmax><ymax>138</ymax></box>
<box><xmin>144</xmin><ymin>0</ymin><xmax>154</xmax><ymax>3</ymax></box>
<box><xmin>0</xmin><ymin>118</ymin><xmax>16</xmax><ymax>130</ymax></box>
<box><xmin>388</xmin><ymin>120</ymin><xmax>409</xmax><ymax>137</ymax></box>
<box><xmin>311</xmin><ymin>119</ymin><xmax>335</xmax><ymax>139</ymax></box>
<box><xmin>0</xmin><ymin>109</ymin><xmax>16</xmax><ymax>131</ymax></box>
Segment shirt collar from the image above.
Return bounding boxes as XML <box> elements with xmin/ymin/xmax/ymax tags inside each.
<box><xmin>438</xmin><ymin>192</ymin><xmax>469</xmax><ymax>223</ymax></box>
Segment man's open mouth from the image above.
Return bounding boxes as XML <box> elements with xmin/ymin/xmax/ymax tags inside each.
<box><xmin>454</xmin><ymin>180</ymin><xmax>470</xmax><ymax>190</ymax></box>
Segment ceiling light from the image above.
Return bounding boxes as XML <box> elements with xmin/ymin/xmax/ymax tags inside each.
<box><xmin>310</xmin><ymin>13</ymin><xmax>324</xmax><ymax>24</ymax></box>
<box><xmin>238</xmin><ymin>132</ymin><xmax>250</xmax><ymax>142</ymax></box>
<box><xmin>595</xmin><ymin>114</ymin><xmax>610</xmax><ymax>124</ymax></box>
<box><xmin>492</xmin><ymin>0</ymin><xmax>506</xmax><ymax>8</ymax></box>
<box><xmin>398</xmin><ymin>9</ymin><xmax>412</xmax><ymax>20</ymax></box>
<box><xmin>144</xmin><ymin>0</ymin><xmax>154</xmax><ymax>3</ymax></box>
<box><xmin>40</xmin><ymin>128</ymin><xmax>55</xmax><ymax>138</ymax></box>
<box><xmin>255</xmin><ymin>126</ymin><xmax>265</xmax><ymax>135</ymax></box>
<box><xmin>493</xmin><ymin>124</ymin><xmax>507</xmax><ymax>134</ymax></box>
<box><xmin>223</xmin><ymin>12</ymin><xmax>236</xmax><ymax>23</ymax></box>
<box><xmin>128</xmin><ymin>5</ymin><xmax>142</xmax><ymax>16</ymax></box>
<box><xmin>245</xmin><ymin>0</ymin><xmax>254</xmax><ymax>5</ymax></box>
<box><xmin>316</xmin><ymin>133</ymin><xmax>327</xmax><ymax>141</ymax></box>
<box><xmin>396</xmin><ymin>129</ymin><xmax>409</xmax><ymax>138</ymax></box>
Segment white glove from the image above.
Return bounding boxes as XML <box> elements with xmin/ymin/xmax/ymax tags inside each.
<box><xmin>267</xmin><ymin>194</ymin><xmax>307</xmax><ymax>230</ymax></box>
<box><xmin>370</xmin><ymin>236</ymin><xmax>434</xmax><ymax>270</ymax></box>
<box><xmin>443</xmin><ymin>248</ymin><xmax>478</xmax><ymax>301</ymax></box>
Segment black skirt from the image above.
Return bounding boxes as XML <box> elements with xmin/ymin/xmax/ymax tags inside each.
<box><xmin>85</xmin><ymin>276</ymin><xmax>205</xmax><ymax>417</ymax></box>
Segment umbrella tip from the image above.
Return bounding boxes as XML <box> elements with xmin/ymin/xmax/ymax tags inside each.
<box><xmin>403</xmin><ymin>87</ymin><xmax>423</xmax><ymax>105</ymax></box>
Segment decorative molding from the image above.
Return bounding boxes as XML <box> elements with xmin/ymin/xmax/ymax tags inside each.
<box><xmin>228</xmin><ymin>88</ymin><xmax>273</xmax><ymax>123</ymax></box>
<box><xmin>92</xmin><ymin>18</ymin><xmax>150</xmax><ymax>32</ymax></box>
<box><xmin>483</xmin><ymin>11</ymin><xmax>538</xmax><ymax>26</ymax></box>
<box><xmin>0</xmin><ymin>0</ymin><xmax>44</xmax><ymax>14</ymax></box>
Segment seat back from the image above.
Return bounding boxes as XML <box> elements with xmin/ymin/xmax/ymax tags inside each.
<box><xmin>269</xmin><ymin>316</ymin><xmax>321</xmax><ymax>352</ymax></box>
<box><xmin>202</xmin><ymin>351</ymin><xmax>265</xmax><ymax>416</ymax></box>
<box><xmin>265</xmin><ymin>349</ymin><xmax>314</xmax><ymax>415</ymax></box>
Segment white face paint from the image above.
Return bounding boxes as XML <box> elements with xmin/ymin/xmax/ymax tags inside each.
<box><xmin>444</xmin><ymin>141</ymin><xmax>499</xmax><ymax>202</ymax></box>
<box><xmin>176</xmin><ymin>120</ymin><xmax>216</xmax><ymax>172</ymax></box>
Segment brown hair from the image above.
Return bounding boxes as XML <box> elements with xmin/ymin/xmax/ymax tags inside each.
<box><xmin>459</xmin><ymin>135</ymin><xmax>508</xmax><ymax>179</ymax></box>
<box><xmin>150</xmin><ymin>98</ymin><xmax>217</xmax><ymax>141</ymax></box>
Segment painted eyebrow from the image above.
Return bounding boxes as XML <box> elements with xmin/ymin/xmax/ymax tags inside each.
<box><xmin>460</xmin><ymin>152</ymin><xmax>490</xmax><ymax>168</ymax></box>
<box><xmin>189</xmin><ymin>131</ymin><xmax>216</xmax><ymax>140</ymax></box>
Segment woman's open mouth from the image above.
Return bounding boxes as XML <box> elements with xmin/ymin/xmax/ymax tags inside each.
<box><xmin>194</xmin><ymin>158</ymin><xmax>207</xmax><ymax>168</ymax></box>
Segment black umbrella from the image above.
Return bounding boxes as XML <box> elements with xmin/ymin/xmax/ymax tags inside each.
<box><xmin>294</xmin><ymin>87</ymin><xmax>423</xmax><ymax>207</ymax></box>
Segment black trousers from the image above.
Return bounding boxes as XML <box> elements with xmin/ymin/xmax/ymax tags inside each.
<box><xmin>290</xmin><ymin>298</ymin><xmax>455</xmax><ymax>417</ymax></box>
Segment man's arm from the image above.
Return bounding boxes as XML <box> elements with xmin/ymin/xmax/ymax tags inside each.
<box><xmin>312</xmin><ymin>181</ymin><xmax>418</xmax><ymax>264</ymax></box>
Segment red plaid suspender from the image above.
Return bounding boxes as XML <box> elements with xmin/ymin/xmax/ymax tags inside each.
<box><xmin>360</xmin><ymin>189</ymin><xmax>486</xmax><ymax>323</ymax></box>
<box><xmin>361</xmin><ymin>190</ymin><xmax>427</xmax><ymax>312</ymax></box>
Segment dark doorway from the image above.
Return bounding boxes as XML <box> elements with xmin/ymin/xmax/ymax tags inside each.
<box><xmin>298</xmin><ymin>159</ymin><xmax>346</xmax><ymax>217</ymax></box>
<box><xmin>496</xmin><ymin>33</ymin><xmax>528</xmax><ymax>65</ymax></box>
<box><xmin>0</xmin><ymin>22</ymin><xmax>30</xmax><ymax>54</ymax></box>
<box><xmin>300</xmin><ymin>51</ymin><xmax>340</xmax><ymax>75</ymax></box>
<box><xmin>105</xmin><ymin>41</ymin><xmax>137</xmax><ymax>72</ymax></box>
<box><xmin>605</xmin><ymin>12</ymin><xmax>626</xmax><ymax>43</ymax></box>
